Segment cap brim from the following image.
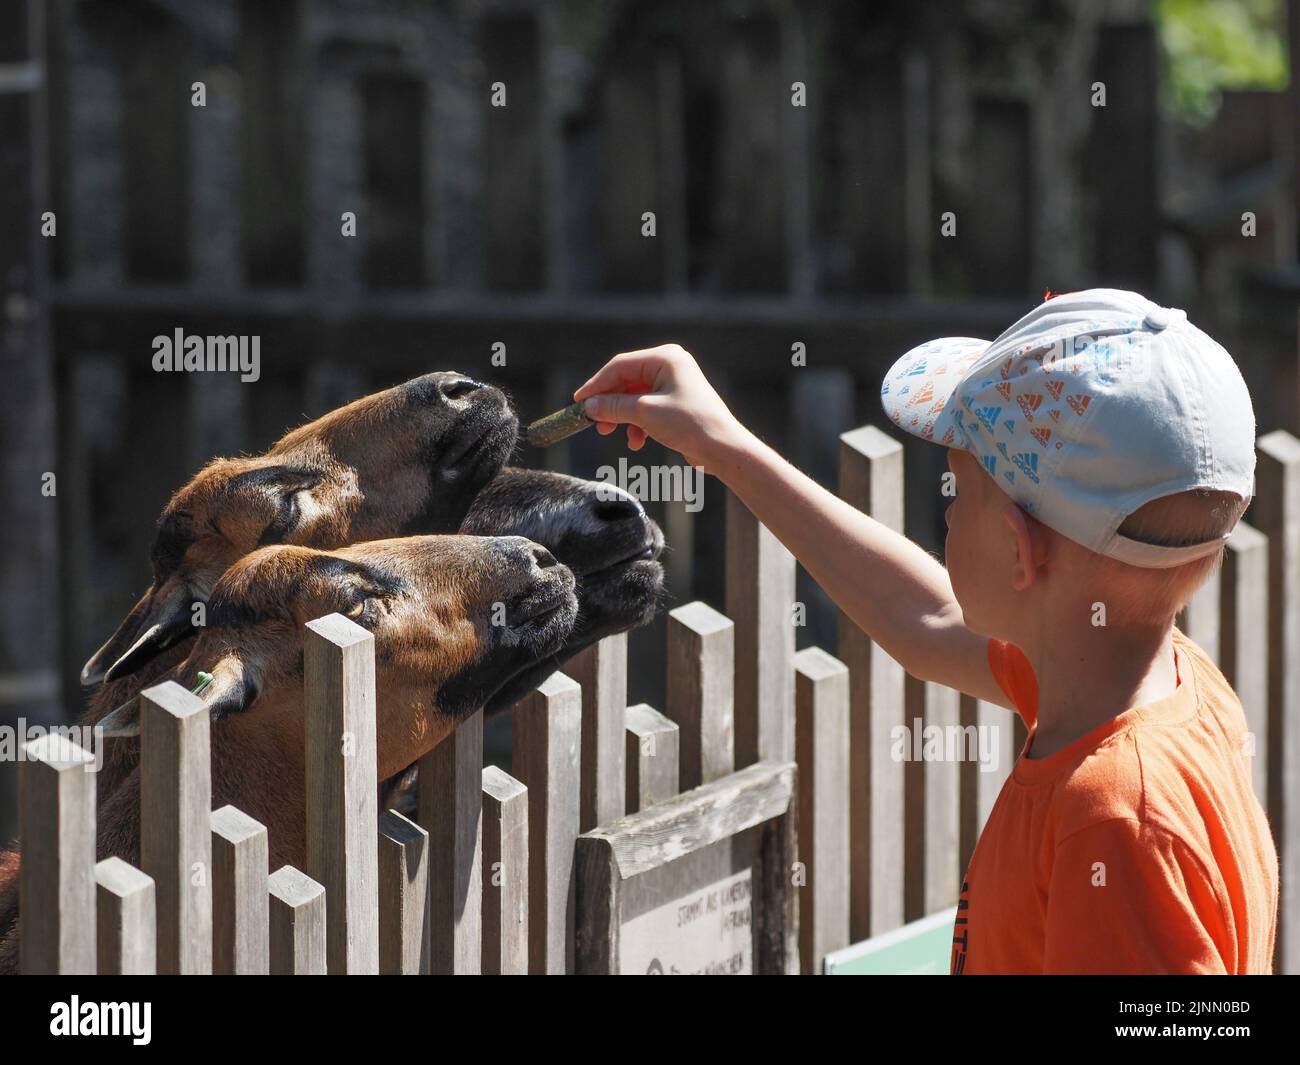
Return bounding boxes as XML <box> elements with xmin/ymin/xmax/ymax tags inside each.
<box><xmin>881</xmin><ymin>337</ymin><xmax>990</xmax><ymax>447</ymax></box>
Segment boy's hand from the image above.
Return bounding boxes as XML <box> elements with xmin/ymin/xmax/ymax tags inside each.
<box><xmin>573</xmin><ymin>344</ymin><xmax>744</xmax><ymax>469</ymax></box>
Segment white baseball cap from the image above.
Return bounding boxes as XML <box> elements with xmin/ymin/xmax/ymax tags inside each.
<box><xmin>881</xmin><ymin>288</ymin><xmax>1256</xmax><ymax>569</ymax></box>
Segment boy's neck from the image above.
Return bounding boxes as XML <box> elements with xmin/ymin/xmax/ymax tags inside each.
<box><xmin>1022</xmin><ymin>618</ymin><xmax>1179</xmax><ymax>760</ymax></box>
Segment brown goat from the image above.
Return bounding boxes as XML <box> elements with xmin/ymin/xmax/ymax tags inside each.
<box><xmin>78</xmin><ymin>372</ymin><xmax>517</xmax><ymax>803</ymax></box>
<box><xmin>0</xmin><ymin>533</ymin><xmax>577</xmax><ymax>972</ymax></box>
<box><xmin>378</xmin><ymin>467</ymin><xmax>667</xmax><ymax>815</ymax></box>
<box><xmin>459</xmin><ymin>467</ymin><xmax>665</xmax><ymax>713</ymax></box>
<box><xmin>82</xmin><ymin>371</ymin><xmax>516</xmax><ymax>691</ymax></box>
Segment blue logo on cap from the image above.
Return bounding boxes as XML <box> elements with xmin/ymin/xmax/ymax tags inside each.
<box><xmin>1012</xmin><ymin>451</ymin><xmax>1040</xmax><ymax>484</ymax></box>
<box><xmin>975</xmin><ymin>406</ymin><xmax>1002</xmax><ymax>434</ymax></box>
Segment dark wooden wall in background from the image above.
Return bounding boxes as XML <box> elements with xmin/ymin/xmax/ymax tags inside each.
<box><xmin>7</xmin><ymin>0</ymin><xmax>1297</xmax><ymax>812</ymax></box>
<box><xmin>0</xmin><ymin>0</ymin><xmax>61</xmax><ymax>846</ymax></box>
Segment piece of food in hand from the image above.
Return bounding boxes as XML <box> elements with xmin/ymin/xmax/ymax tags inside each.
<box><xmin>526</xmin><ymin>401</ymin><xmax>594</xmax><ymax>447</ymax></box>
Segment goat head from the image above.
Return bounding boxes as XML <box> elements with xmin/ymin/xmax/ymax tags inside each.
<box><xmin>82</xmin><ymin>372</ymin><xmax>518</xmax><ymax>688</ymax></box>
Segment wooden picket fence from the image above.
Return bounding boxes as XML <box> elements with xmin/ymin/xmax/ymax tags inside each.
<box><xmin>17</xmin><ymin>424</ymin><xmax>1300</xmax><ymax>974</ymax></box>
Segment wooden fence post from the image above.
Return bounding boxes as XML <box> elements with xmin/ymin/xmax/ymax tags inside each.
<box><xmin>969</xmin><ymin>97</ymin><xmax>1032</xmax><ymax>296</ymax></box>
<box><xmin>139</xmin><ymin>681</ymin><xmax>212</xmax><ymax>975</ymax></box>
<box><xmin>94</xmin><ymin>857</ymin><xmax>155</xmax><ymax>975</ymax></box>
<box><xmin>1086</xmin><ymin>23</ymin><xmax>1159</xmax><ymax>288</ymax></box>
<box><xmin>1256</xmin><ymin>430</ymin><xmax>1300</xmax><ymax>973</ymax></box>
<box><xmin>211</xmin><ymin>805</ymin><xmax>269</xmax><ymax>975</ymax></box>
<box><xmin>513</xmin><ymin>671</ymin><xmax>581</xmax><ymax>974</ymax></box>
<box><xmin>19</xmin><ymin>733</ymin><xmax>95</xmax><ymax>974</ymax></box>
<box><xmin>480</xmin><ymin>12</ymin><xmax>544</xmax><ymax>291</ymax></box>
<box><xmin>718</xmin><ymin>14</ymin><xmax>787</xmax><ymax>293</ymax></box>
<box><xmin>481</xmin><ymin>765</ymin><xmax>528</xmax><ymax>975</ymax></box>
<box><xmin>239</xmin><ymin>0</ymin><xmax>306</xmax><ymax>286</ymax></box>
<box><xmin>905</xmin><ymin>679</ymin><xmax>961</xmax><ymax>920</ymax></box>
<box><xmin>959</xmin><ymin>694</ymin><xmax>1016</xmax><ymax>877</ymax></box>
<box><xmin>780</xmin><ymin>7</ymin><xmax>814</xmax><ymax>296</ymax></box>
<box><xmin>570</xmin><ymin>634</ymin><xmax>627</xmax><ymax>831</ymax></box>
<box><xmin>667</xmin><ymin>602</ymin><xmax>735</xmax><ymax>790</ymax></box>
<box><xmin>625</xmin><ymin>703</ymin><xmax>679</xmax><ymax>814</ymax></box>
<box><xmin>268</xmin><ymin>866</ymin><xmax>326</xmax><ymax>975</ymax></box>
<box><xmin>727</xmin><ymin>491</ymin><xmax>796</xmax><ymax>768</ymax></box>
<box><xmin>794</xmin><ymin>647</ymin><xmax>849</xmax><ymax>973</ymax></box>
<box><xmin>598</xmin><ymin>28</ymin><xmax>666</xmax><ymax>292</ymax></box>
<box><xmin>378</xmin><ymin>809</ymin><xmax>429</xmax><ymax>975</ymax></box>
<box><xmin>1178</xmin><ymin>568</ymin><xmax>1221</xmax><ymax>663</ymax></box>
<box><xmin>419</xmin><ymin>709</ymin><xmax>483</xmax><ymax>974</ymax></box>
<box><xmin>1219</xmin><ymin>523</ymin><xmax>1270</xmax><ymax>805</ymax></box>
<box><xmin>304</xmin><ymin>613</ymin><xmax>379</xmax><ymax>975</ymax></box>
<box><xmin>838</xmin><ymin>426</ymin><xmax>906</xmax><ymax>938</ymax></box>
<box><xmin>789</xmin><ymin>370</ymin><xmax>856</xmax><ymax>650</ymax></box>
<box><xmin>0</xmin><ymin>0</ymin><xmax>63</xmax><ymax>854</ymax></box>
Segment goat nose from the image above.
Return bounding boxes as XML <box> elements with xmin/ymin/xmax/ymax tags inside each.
<box><xmin>530</xmin><ymin>544</ymin><xmax>558</xmax><ymax>570</ymax></box>
<box><xmin>592</xmin><ymin>492</ymin><xmax>645</xmax><ymax>525</ymax></box>
<box><xmin>440</xmin><ymin>376</ymin><xmax>483</xmax><ymax>401</ymax></box>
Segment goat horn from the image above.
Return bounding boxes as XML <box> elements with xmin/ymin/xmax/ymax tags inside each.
<box><xmin>96</xmin><ymin>697</ymin><xmax>140</xmax><ymax>739</ymax></box>
<box><xmin>102</xmin><ymin>611</ymin><xmax>195</xmax><ymax>684</ymax></box>
<box><xmin>82</xmin><ymin>586</ymin><xmax>194</xmax><ymax>687</ymax></box>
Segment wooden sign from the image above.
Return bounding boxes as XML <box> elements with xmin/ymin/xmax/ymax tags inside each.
<box><xmin>574</xmin><ymin>760</ymin><xmax>798</xmax><ymax>975</ymax></box>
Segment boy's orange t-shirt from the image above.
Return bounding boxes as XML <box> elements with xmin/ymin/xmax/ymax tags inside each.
<box><xmin>952</xmin><ymin>626</ymin><xmax>1279</xmax><ymax>974</ymax></box>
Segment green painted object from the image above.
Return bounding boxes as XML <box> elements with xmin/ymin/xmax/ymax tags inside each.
<box><xmin>823</xmin><ymin>906</ymin><xmax>957</xmax><ymax>975</ymax></box>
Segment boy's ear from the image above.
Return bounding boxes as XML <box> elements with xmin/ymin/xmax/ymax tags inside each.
<box><xmin>1002</xmin><ymin>503</ymin><xmax>1048</xmax><ymax>590</ymax></box>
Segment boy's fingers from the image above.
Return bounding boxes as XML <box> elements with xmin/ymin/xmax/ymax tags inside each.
<box><xmin>627</xmin><ymin>425</ymin><xmax>647</xmax><ymax>450</ymax></box>
<box><xmin>573</xmin><ymin>356</ymin><xmax>633</xmax><ymax>400</ymax></box>
<box><xmin>581</xmin><ymin>392</ymin><xmax>645</xmax><ymax>425</ymax></box>
<box><xmin>574</xmin><ymin>351</ymin><xmax>662</xmax><ymax>401</ymax></box>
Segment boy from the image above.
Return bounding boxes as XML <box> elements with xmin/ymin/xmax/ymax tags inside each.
<box><xmin>574</xmin><ymin>288</ymin><xmax>1279</xmax><ymax>974</ymax></box>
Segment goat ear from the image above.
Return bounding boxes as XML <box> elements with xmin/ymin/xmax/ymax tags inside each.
<box><xmin>202</xmin><ymin>655</ymin><xmax>260</xmax><ymax>722</ymax></box>
<box><xmin>89</xmin><ymin>588</ymin><xmax>196</xmax><ymax>686</ymax></box>
<box><xmin>96</xmin><ymin>657</ymin><xmax>255</xmax><ymax>735</ymax></box>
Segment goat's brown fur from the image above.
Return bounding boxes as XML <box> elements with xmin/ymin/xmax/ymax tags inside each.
<box><xmin>81</xmin><ymin>371</ymin><xmax>516</xmax><ymax>692</ymax></box>
<box><xmin>0</xmin><ymin>533</ymin><xmax>576</xmax><ymax>972</ymax></box>
<box><xmin>76</xmin><ymin>372</ymin><xmax>518</xmax><ymax>805</ymax></box>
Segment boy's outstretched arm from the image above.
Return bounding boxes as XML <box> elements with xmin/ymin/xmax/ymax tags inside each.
<box><xmin>575</xmin><ymin>344</ymin><xmax>1012</xmax><ymax>708</ymax></box>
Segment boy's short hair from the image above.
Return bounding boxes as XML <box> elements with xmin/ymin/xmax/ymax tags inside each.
<box><xmin>1080</xmin><ymin>488</ymin><xmax>1250</xmax><ymax>626</ymax></box>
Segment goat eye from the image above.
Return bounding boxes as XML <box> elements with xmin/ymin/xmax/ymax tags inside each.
<box><xmin>344</xmin><ymin>596</ymin><xmax>375</xmax><ymax>626</ymax></box>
